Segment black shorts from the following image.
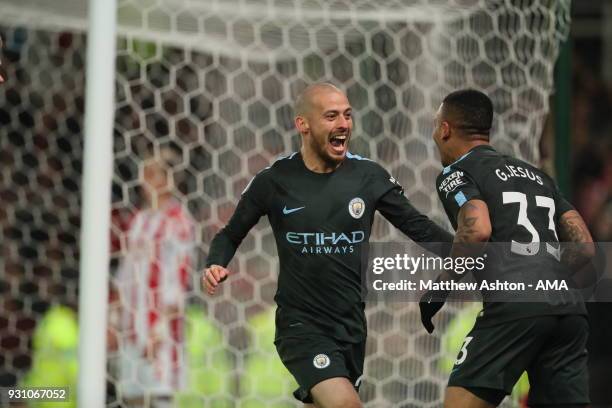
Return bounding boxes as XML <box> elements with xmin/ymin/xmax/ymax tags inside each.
<box><xmin>448</xmin><ymin>315</ymin><xmax>589</xmax><ymax>406</ymax></box>
<box><xmin>274</xmin><ymin>328</ymin><xmax>365</xmax><ymax>403</ymax></box>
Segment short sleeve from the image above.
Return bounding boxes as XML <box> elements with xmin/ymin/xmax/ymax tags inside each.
<box><xmin>540</xmin><ymin>173</ymin><xmax>575</xmax><ymax>219</ymax></box>
<box><xmin>437</xmin><ymin>169</ymin><xmax>483</xmax><ymax>214</ymax></box>
<box><xmin>553</xmin><ymin>184</ymin><xmax>575</xmax><ymax>218</ymax></box>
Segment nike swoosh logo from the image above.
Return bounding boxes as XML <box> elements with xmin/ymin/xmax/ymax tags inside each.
<box><xmin>283</xmin><ymin>206</ymin><xmax>305</xmax><ymax>215</ymax></box>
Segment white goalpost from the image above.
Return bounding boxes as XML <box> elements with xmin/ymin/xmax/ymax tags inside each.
<box><xmin>77</xmin><ymin>0</ymin><xmax>117</xmax><ymax>406</ymax></box>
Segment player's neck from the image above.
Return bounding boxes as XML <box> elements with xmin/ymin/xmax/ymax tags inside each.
<box><xmin>147</xmin><ymin>192</ymin><xmax>174</xmax><ymax>210</ymax></box>
<box><xmin>450</xmin><ymin>141</ymin><xmax>490</xmax><ymax>163</ymax></box>
<box><xmin>300</xmin><ymin>146</ymin><xmax>341</xmax><ymax>173</ymax></box>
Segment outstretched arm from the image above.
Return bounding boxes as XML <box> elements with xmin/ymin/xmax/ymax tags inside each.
<box><xmin>377</xmin><ymin>188</ymin><xmax>454</xmax><ymax>256</ymax></box>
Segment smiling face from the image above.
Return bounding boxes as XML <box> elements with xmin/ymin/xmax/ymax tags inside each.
<box><xmin>306</xmin><ymin>89</ymin><xmax>353</xmax><ymax>164</ymax></box>
<box><xmin>295</xmin><ymin>84</ymin><xmax>353</xmax><ymax>168</ymax></box>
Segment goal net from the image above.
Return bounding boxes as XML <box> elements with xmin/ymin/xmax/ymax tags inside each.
<box><xmin>0</xmin><ymin>0</ymin><xmax>570</xmax><ymax>406</ymax></box>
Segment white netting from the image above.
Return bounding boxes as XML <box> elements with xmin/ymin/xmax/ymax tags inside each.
<box><xmin>0</xmin><ymin>0</ymin><xmax>570</xmax><ymax>406</ymax></box>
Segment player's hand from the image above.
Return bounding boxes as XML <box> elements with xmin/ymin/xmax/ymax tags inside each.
<box><xmin>145</xmin><ymin>331</ymin><xmax>163</xmax><ymax>362</ymax></box>
<box><xmin>419</xmin><ymin>288</ymin><xmax>449</xmax><ymax>334</ymax></box>
<box><xmin>203</xmin><ymin>264</ymin><xmax>229</xmax><ymax>295</ymax></box>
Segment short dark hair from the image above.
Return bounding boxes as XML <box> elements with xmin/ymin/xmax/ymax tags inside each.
<box><xmin>442</xmin><ymin>89</ymin><xmax>493</xmax><ymax>138</ymax></box>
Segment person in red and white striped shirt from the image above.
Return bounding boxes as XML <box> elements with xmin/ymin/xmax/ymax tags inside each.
<box><xmin>112</xmin><ymin>147</ymin><xmax>194</xmax><ymax>406</ymax></box>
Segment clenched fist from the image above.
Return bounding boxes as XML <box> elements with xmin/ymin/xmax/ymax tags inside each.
<box><xmin>203</xmin><ymin>264</ymin><xmax>229</xmax><ymax>295</ymax></box>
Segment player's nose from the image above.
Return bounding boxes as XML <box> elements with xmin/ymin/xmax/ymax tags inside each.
<box><xmin>336</xmin><ymin>115</ymin><xmax>349</xmax><ymax>130</ymax></box>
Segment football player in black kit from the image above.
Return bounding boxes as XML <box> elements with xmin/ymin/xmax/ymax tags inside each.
<box><xmin>420</xmin><ymin>89</ymin><xmax>595</xmax><ymax>408</ymax></box>
<box><xmin>204</xmin><ymin>83</ymin><xmax>453</xmax><ymax>408</ymax></box>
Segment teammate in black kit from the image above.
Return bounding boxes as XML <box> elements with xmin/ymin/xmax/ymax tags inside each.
<box><xmin>204</xmin><ymin>83</ymin><xmax>453</xmax><ymax>407</ymax></box>
<box><xmin>420</xmin><ymin>89</ymin><xmax>595</xmax><ymax>408</ymax></box>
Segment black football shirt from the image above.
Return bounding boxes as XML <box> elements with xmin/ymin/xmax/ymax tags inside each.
<box><xmin>436</xmin><ymin>144</ymin><xmax>586</xmax><ymax>326</ymax></box>
<box><xmin>208</xmin><ymin>151</ymin><xmax>453</xmax><ymax>342</ymax></box>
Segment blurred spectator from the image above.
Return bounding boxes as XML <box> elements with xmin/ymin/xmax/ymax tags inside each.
<box><xmin>109</xmin><ymin>146</ymin><xmax>195</xmax><ymax>407</ymax></box>
<box><xmin>571</xmin><ymin>51</ymin><xmax>612</xmax><ymax>153</ymax></box>
<box><xmin>20</xmin><ymin>305</ymin><xmax>78</xmax><ymax>408</ymax></box>
<box><xmin>571</xmin><ymin>34</ymin><xmax>612</xmax><ymax>407</ymax></box>
<box><xmin>573</xmin><ymin>145</ymin><xmax>612</xmax><ymax>233</ymax></box>
<box><xmin>0</xmin><ymin>35</ymin><xmax>5</xmax><ymax>83</ymax></box>
<box><xmin>239</xmin><ymin>306</ymin><xmax>298</xmax><ymax>408</ymax></box>
<box><xmin>175</xmin><ymin>306</ymin><xmax>233</xmax><ymax>408</ymax></box>
<box><xmin>592</xmin><ymin>197</ymin><xmax>612</xmax><ymax>241</ymax></box>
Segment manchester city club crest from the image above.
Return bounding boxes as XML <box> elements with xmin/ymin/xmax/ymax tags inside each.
<box><xmin>313</xmin><ymin>353</ymin><xmax>331</xmax><ymax>369</ymax></box>
<box><xmin>348</xmin><ymin>197</ymin><xmax>365</xmax><ymax>219</ymax></box>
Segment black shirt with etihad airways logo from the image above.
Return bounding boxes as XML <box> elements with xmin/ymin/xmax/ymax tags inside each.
<box><xmin>207</xmin><ymin>151</ymin><xmax>452</xmax><ymax>343</ymax></box>
<box><xmin>435</xmin><ymin>144</ymin><xmax>586</xmax><ymax>326</ymax></box>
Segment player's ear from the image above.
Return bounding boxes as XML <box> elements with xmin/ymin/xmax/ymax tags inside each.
<box><xmin>440</xmin><ymin>121</ymin><xmax>451</xmax><ymax>141</ymax></box>
<box><xmin>295</xmin><ymin>116</ymin><xmax>309</xmax><ymax>134</ymax></box>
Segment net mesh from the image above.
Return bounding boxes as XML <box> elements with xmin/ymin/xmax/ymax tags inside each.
<box><xmin>0</xmin><ymin>0</ymin><xmax>570</xmax><ymax>406</ymax></box>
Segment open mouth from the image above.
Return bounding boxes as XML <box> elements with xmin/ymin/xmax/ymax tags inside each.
<box><xmin>329</xmin><ymin>135</ymin><xmax>347</xmax><ymax>152</ymax></box>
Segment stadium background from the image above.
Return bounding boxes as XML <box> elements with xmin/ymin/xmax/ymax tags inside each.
<box><xmin>0</xmin><ymin>0</ymin><xmax>611</xmax><ymax>406</ymax></box>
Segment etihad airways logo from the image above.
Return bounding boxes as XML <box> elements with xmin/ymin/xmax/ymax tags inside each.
<box><xmin>286</xmin><ymin>231</ymin><xmax>365</xmax><ymax>254</ymax></box>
